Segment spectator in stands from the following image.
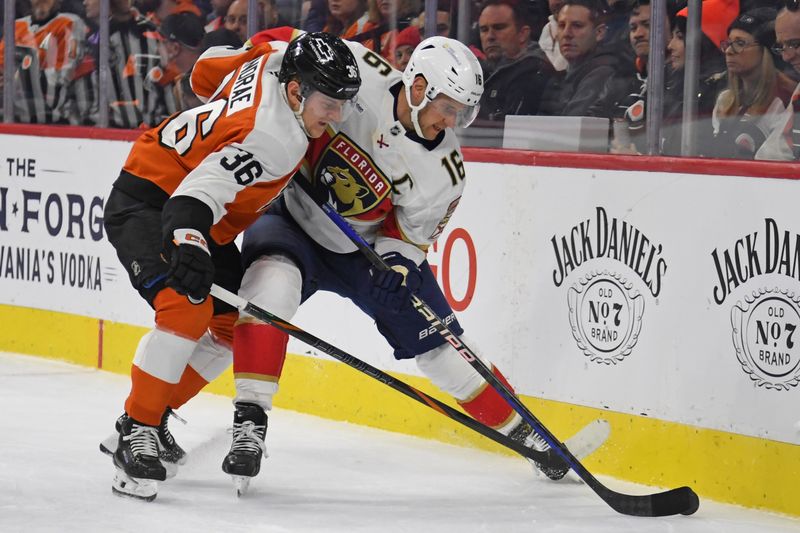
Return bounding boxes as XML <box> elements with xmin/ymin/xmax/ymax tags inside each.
<box><xmin>608</xmin><ymin>0</ymin><xmax>663</xmax><ymax>153</ymax></box>
<box><xmin>658</xmin><ymin>0</ymin><xmax>731</xmax><ymax>156</ymax></box>
<box><xmin>392</xmin><ymin>24</ymin><xmax>421</xmax><ymax>69</ymax></box>
<box><xmin>172</xmin><ymin>27</ymin><xmax>243</xmax><ymax>112</ymax></box>
<box><xmin>602</xmin><ymin>0</ymin><xmax>635</xmax><ymax>60</ymax></box>
<box><xmin>324</xmin><ymin>0</ymin><xmax>372</xmax><ymax>37</ymax></box>
<box><xmin>0</xmin><ymin>0</ymin><xmax>87</xmax><ymax>124</ymax></box>
<box><xmin>223</xmin><ymin>0</ymin><xmax>249</xmax><ymax>41</ymax></box>
<box><xmin>416</xmin><ymin>5</ymin><xmax>451</xmax><ymax>37</ymax></box>
<box><xmin>205</xmin><ymin>0</ymin><xmax>234</xmax><ymax>31</ymax></box>
<box><xmin>477</xmin><ymin>0</ymin><xmax>556</xmax><ymax>119</ymax></box>
<box><xmin>74</xmin><ymin>0</ymin><xmax>176</xmax><ymax>127</ymax></box>
<box><xmin>199</xmin><ymin>26</ymin><xmax>244</xmax><ymax>50</ymax></box>
<box><xmin>262</xmin><ymin>0</ymin><xmax>285</xmax><ymax>29</ymax></box>
<box><xmin>224</xmin><ymin>0</ymin><xmax>281</xmax><ymax>43</ymax></box>
<box><xmin>357</xmin><ymin>0</ymin><xmax>419</xmax><ymax>60</ymax></box>
<box><xmin>709</xmin><ymin>8</ymin><xmax>796</xmax><ymax>159</ymax></box>
<box><xmin>539</xmin><ymin>0</ymin><xmax>568</xmax><ymax>71</ymax></box>
<box><xmin>757</xmin><ymin>0</ymin><xmax>800</xmax><ymax>160</ymax></box>
<box><xmin>159</xmin><ymin>12</ymin><xmax>205</xmax><ymax>78</ymax></box>
<box><xmin>303</xmin><ymin>0</ymin><xmax>329</xmax><ymax>31</ymax></box>
<box><xmin>550</xmin><ymin>0</ymin><xmax>630</xmax><ymax>116</ymax></box>
<box><xmin>139</xmin><ymin>0</ymin><xmax>202</xmax><ymax>26</ymax></box>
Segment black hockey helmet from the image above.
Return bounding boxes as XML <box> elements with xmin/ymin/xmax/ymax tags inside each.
<box><xmin>278</xmin><ymin>32</ymin><xmax>361</xmax><ymax>101</ymax></box>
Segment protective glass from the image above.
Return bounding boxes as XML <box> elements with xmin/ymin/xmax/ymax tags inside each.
<box><xmin>301</xmin><ymin>86</ymin><xmax>359</xmax><ymax>123</ymax></box>
<box><xmin>426</xmin><ymin>93</ymin><xmax>480</xmax><ymax>129</ymax></box>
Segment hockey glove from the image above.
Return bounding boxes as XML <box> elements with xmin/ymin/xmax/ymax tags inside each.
<box><xmin>165</xmin><ymin>228</ymin><xmax>215</xmax><ymax>303</ymax></box>
<box><xmin>370</xmin><ymin>252</ymin><xmax>423</xmax><ymax>312</ymax></box>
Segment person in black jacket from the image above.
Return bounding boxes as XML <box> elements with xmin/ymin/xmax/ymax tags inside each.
<box><xmin>477</xmin><ymin>0</ymin><xmax>557</xmax><ymax>120</ymax></box>
<box><xmin>548</xmin><ymin>0</ymin><xmax>633</xmax><ymax>116</ymax></box>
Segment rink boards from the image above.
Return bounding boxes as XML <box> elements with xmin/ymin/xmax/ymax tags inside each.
<box><xmin>0</xmin><ymin>126</ymin><xmax>798</xmax><ymax>516</ymax></box>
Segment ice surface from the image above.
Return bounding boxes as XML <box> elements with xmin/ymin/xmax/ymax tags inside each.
<box><xmin>0</xmin><ymin>352</ymin><xmax>798</xmax><ymax>533</ymax></box>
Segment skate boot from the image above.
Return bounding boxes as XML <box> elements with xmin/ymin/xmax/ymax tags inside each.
<box><xmin>509</xmin><ymin>421</ymin><xmax>570</xmax><ymax>481</ymax></box>
<box><xmin>221</xmin><ymin>402</ymin><xmax>268</xmax><ymax>496</ymax></box>
<box><xmin>100</xmin><ymin>409</ymin><xmax>187</xmax><ymax>479</ymax></box>
<box><xmin>112</xmin><ymin>416</ymin><xmax>167</xmax><ymax>501</ymax></box>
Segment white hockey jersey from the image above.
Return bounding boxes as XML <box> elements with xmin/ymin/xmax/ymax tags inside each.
<box><xmin>205</xmin><ymin>30</ymin><xmax>468</xmax><ymax>264</ymax></box>
<box><xmin>284</xmin><ymin>39</ymin><xmax>466</xmax><ymax>265</ymax></box>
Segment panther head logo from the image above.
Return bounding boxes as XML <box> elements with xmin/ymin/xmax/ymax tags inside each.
<box><xmin>323</xmin><ymin>166</ymin><xmax>371</xmax><ymax>214</ymax></box>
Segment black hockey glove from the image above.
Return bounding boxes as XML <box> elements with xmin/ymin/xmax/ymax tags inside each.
<box><xmin>164</xmin><ymin>228</ymin><xmax>215</xmax><ymax>303</ymax></box>
<box><xmin>370</xmin><ymin>252</ymin><xmax>423</xmax><ymax>312</ymax></box>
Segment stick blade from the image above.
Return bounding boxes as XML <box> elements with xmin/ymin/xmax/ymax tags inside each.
<box><xmin>603</xmin><ymin>485</ymin><xmax>699</xmax><ymax>517</ymax></box>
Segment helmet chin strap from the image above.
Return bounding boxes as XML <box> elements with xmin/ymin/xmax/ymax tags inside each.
<box><xmin>404</xmin><ymin>83</ymin><xmax>428</xmax><ymax>138</ymax></box>
<box><xmin>281</xmin><ymin>82</ymin><xmax>312</xmax><ymax>137</ymax></box>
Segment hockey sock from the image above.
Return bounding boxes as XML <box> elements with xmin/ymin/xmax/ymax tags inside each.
<box><xmin>458</xmin><ymin>366</ymin><xmax>517</xmax><ymax>430</ymax></box>
<box><xmin>167</xmin><ymin>312</ymin><xmax>237</xmax><ymax>410</ymax></box>
<box><xmin>126</xmin><ymin>364</ymin><xmax>181</xmax><ymax>426</ymax></box>
<box><xmin>168</xmin><ymin>365</ymin><xmax>209</xmax><ymax>411</ymax></box>
<box><xmin>232</xmin><ymin>322</ymin><xmax>289</xmax><ymax>410</ymax></box>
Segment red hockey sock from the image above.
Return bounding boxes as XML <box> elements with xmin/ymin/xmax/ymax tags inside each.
<box><xmin>233</xmin><ymin>322</ymin><xmax>289</xmax><ymax>380</ymax></box>
<box><xmin>458</xmin><ymin>366</ymin><xmax>516</xmax><ymax>429</ymax></box>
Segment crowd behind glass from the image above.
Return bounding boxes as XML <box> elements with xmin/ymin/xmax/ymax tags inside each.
<box><xmin>1</xmin><ymin>0</ymin><xmax>799</xmax><ymax>160</ymax></box>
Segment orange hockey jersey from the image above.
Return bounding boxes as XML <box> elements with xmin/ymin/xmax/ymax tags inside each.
<box><xmin>115</xmin><ymin>40</ymin><xmax>308</xmax><ymax>246</ymax></box>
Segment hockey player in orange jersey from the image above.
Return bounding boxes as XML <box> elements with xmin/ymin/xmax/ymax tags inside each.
<box><xmin>100</xmin><ymin>32</ymin><xmax>361</xmax><ymax>501</ymax></box>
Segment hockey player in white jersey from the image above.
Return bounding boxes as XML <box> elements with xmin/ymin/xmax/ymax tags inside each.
<box><xmin>205</xmin><ymin>28</ymin><xmax>607</xmax><ymax>491</ymax></box>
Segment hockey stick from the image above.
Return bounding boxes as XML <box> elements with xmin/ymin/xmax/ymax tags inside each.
<box><xmin>209</xmin><ymin>285</ymin><xmax>572</xmax><ymax>468</ymax></box>
<box><xmin>308</xmin><ymin>201</ymin><xmax>700</xmax><ymax>517</ymax></box>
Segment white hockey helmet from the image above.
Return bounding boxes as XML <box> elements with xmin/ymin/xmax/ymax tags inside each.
<box><xmin>401</xmin><ymin>36</ymin><xmax>483</xmax><ymax>137</ymax></box>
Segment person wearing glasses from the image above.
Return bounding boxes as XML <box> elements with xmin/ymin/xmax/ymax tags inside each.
<box><xmin>756</xmin><ymin>0</ymin><xmax>800</xmax><ymax>160</ymax></box>
<box><xmin>709</xmin><ymin>8</ymin><xmax>796</xmax><ymax>159</ymax></box>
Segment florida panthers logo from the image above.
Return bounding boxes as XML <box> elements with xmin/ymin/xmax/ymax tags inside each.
<box><xmin>322</xmin><ymin>166</ymin><xmax>371</xmax><ymax>214</ymax></box>
<box><xmin>314</xmin><ymin>132</ymin><xmax>391</xmax><ymax>217</ymax></box>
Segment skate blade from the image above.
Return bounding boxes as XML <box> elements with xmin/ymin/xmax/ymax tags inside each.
<box><xmin>112</xmin><ymin>469</ymin><xmax>158</xmax><ymax>502</ymax></box>
<box><xmin>163</xmin><ymin>460</ymin><xmax>179</xmax><ymax>480</ymax></box>
<box><xmin>99</xmin><ymin>434</ymin><xmax>117</xmax><ymax>457</ymax></box>
<box><xmin>232</xmin><ymin>476</ymin><xmax>251</xmax><ymax>497</ymax></box>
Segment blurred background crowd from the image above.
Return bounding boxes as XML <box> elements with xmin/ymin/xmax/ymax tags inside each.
<box><xmin>1</xmin><ymin>0</ymin><xmax>799</xmax><ymax>160</ymax></box>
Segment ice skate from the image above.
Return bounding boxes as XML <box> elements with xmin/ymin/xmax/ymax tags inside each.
<box><xmin>111</xmin><ymin>416</ymin><xmax>166</xmax><ymax>501</ymax></box>
<box><xmin>100</xmin><ymin>409</ymin><xmax>187</xmax><ymax>479</ymax></box>
<box><xmin>221</xmin><ymin>402</ymin><xmax>268</xmax><ymax>497</ymax></box>
<box><xmin>510</xmin><ymin>419</ymin><xmax>611</xmax><ymax>481</ymax></box>
<box><xmin>509</xmin><ymin>421</ymin><xmax>571</xmax><ymax>480</ymax></box>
